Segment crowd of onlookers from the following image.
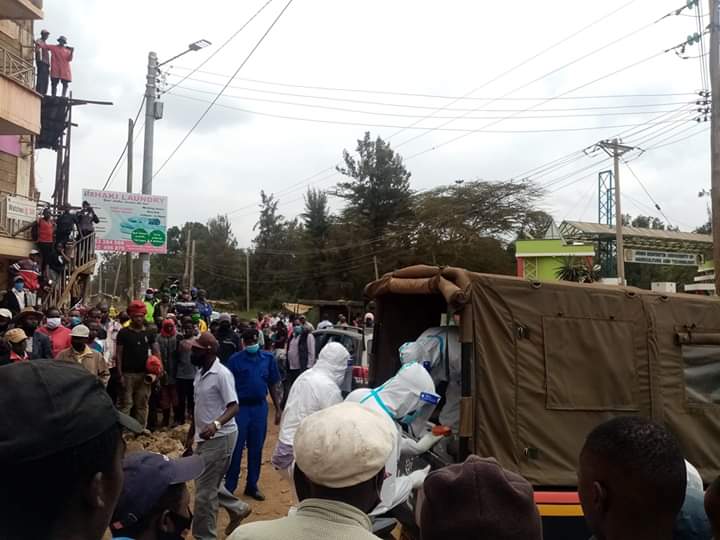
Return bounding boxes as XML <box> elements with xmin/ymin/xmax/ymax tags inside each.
<box><xmin>2</xmin><ymin>283</ymin><xmax>718</xmax><ymax>540</ymax></box>
<box><xmin>4</xmin><ymin>202</ymin><xmax>100</xmax><ymax>312</ymax></box>
<box><xmin>1</xmin><ymin>354</ymin><xmax>720</xmax><ymax>540</ymax></box>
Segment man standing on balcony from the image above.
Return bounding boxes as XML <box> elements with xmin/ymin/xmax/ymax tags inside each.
<box><xmin>34</xmin><ymin>29</ymin><xmax>50</xmax><ymax>95</ymax></box>
<box><xmin>36</xmin><ymin>35</ymin><xmax>74</xmax><ymax>98</ymax></box>
<box><xmin>76</xmin><ymin>201</ymin><xmax>99</xmax><ymax>238</ymax></box>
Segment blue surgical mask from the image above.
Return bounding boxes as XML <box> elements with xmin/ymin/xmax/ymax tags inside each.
<box><xmin>13</xmin><ymin>282</ymin><xmax>24</xmax><ymax>291</ymax></box>
<box><xmin>294</xmin><ymin>325</ymin><xmax>303</xmax><ymax>336</ymax></box>
<box><xmin>245</xmin><ymin>343</ymin><xmax>260</xmax><ymax>354</ymax></box>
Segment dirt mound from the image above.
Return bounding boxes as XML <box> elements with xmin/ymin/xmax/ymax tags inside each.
<box><xmin>125</xmin><ymin>427</ymin><xmax>187</xmax><ymax>458</ymax></box>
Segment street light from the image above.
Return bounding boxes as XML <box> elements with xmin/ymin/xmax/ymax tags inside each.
<box><xmin>158</xmin><ymin>39</ymin><xmax>212</xmax><ymax>67</ymax></box>
<box><xmin>139</xmin><ymin>40</ymin><xmax>211</xmax><ymax>292</ymax></box>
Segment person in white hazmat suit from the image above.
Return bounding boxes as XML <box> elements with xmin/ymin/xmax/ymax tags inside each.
<box><xmin>399</xmin><ymin>326</ymin><xmax>461</xmax><ymax>433</ymax></box>
<box><xmin>271</xmin><ymin>342</ymin><xmax>351</xmax><ymax>498</ymax></box>
<box><xmin>345</xmin><ymin>362</ymin><xmax>444</xmax><ymax>516</ymax></box>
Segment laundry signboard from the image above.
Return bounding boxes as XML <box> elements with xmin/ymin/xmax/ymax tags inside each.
<box><xmin>82</xmin><ymin>189</ymin><xmax>168</xmax><ymax>254</ymax></box>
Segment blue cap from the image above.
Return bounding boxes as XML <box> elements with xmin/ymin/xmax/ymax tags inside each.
<box><xmin>110</xmin><ymin>452</ymin><xmax>204</xmax><ymax>531</ymax></box>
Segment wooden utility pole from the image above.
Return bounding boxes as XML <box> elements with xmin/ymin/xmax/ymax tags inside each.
<box><xmin>126</xmin><ymin>118</ymin><xmax>135</xmax><ymax>302</ymax></box>
<box><xmin>112</xmin><ymin>257</ymin><xmax>122</xmax><ymax>298</ymax></box>
<box><xmin>189</xmin><ymin>240</ymin><xmax>196</xmax><ymax>289</ymax></box>
<box><xmin>597</xmin><ymin>139</ymin><xmax>635</xmax><ymax>285</ymax></box>
<box><xmin>710</xmin><ymin>0</ymin><xmax>720</xmax><ymax>294</ymax></box>
<box><xmin>246</xmin><ymin>251</ymin><xmax>250</xmax><ymax>313</ymax></box>
<box><xmin>183</xmin><ymin>228</ymin><xmax>193</xmax><ymax>288</ymax></box>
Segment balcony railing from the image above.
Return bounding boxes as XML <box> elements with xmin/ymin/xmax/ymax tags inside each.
<box><xmin>0</xmin><ymin>44</ymin><xmax>34</xmax><ymax>88</ymax></box>
<box><xmin>43</xmin><ymin>232</ymin><xmax>97</xmax><ymax>310</ymax></box>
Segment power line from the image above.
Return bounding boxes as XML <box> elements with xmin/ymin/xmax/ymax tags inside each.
<box><xmin>163</xmin><ymin>0</ymin><xmax>275</xmax><ymax>94</ymax></box>
<box><xmin>621</xmin><ymin>159</ymin><xmax>674</xmax><ymax>227</ymax></box>
<box><xmin>152</xmin><ymin>0</ymin><xmax>296</xmax><ymax>180</ymax></box>
<box><xmin>101</xmin><ymin>96</ymin><xmax>146</xmax><ymax>191</ymax></box>
<box><xmin>643</xmin><ymin>123</ymin><xmax>709</xmax><ymax>151</ymax></box>
<box><xmin>164</xmin><ymin>93</ymin><xmax>692</xmax><ymax>133</ymax></box>
<box><xmin>165</xmin><ymin>73</ymin><xmax>696</xmax><ymax>102</ymax></box>
<box><xmin>166</xmin><ymin>85</ymin><xmax>694</xmax><ymax>119</ymax></box>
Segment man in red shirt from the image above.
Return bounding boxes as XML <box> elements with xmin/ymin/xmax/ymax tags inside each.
<box><xmin>37</xmin><ymin>307</ymin><xmax>72</xmax><ymax>358</ymax></box>
<box><xmin>14</xmin><ymin>207</ymin><xmax>55</xmax><ymax>275</ymax></box>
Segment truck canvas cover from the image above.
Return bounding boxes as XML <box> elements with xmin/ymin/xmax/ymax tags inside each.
<box><xmin>365</xmin><ymin>265</ymin><xmax>720</xmax><ymax>486</ymax></box>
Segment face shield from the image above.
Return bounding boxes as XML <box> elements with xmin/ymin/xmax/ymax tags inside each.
<box><xmin>359</xmin><ymin>363</ymin><xmax>437</xmax><ymax>422</ymax></box>
<box><xmin>401</xmin><ymin>391</ymin><xmax>441</xmax><ymax>437</ymax></box>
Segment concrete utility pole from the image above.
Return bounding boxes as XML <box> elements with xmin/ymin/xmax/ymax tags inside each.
<box><xmin>126</xmin><ymin>118</ymin><xmax>135</xmax><ymax>302</ymax></box>
<box><xmin>373</xmin><ymin>255</ymin><xmax>379</xmax><ymax>280</ymax></box>
<box><xmin>597</xmin><ymin>139</ymin><xmax>635</xmax><ymax>285</ymax></box>
<box><xmin>709</xmin><ymin>0</ymin><xmax>720</xmax><ymax>294</ymax></box>
<box><xmin>139</xmin><ymin>51</ymin><xmax>160</xmax><ymax>293</ymax></box>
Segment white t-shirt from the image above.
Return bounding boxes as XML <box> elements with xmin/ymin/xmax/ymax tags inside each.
<box><xmin>193</xmin><ymin>358</ymin><xmax>238</xmax><ymax>443</ymax></box>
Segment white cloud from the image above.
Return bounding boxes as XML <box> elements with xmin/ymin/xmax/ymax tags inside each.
<box><xmin>35</xmin><ymin>0</ymin><xmax>711</xmax><ymax>247</ymax></box>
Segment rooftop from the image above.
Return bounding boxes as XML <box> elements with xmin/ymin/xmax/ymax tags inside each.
<box><xmin>559</xmin><ymin>221</ymin><xmax>712</xmax><ymax>254</ymax></box>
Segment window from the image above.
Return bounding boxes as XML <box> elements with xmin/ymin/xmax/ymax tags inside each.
<box><xmin>543</xmin><ymin>316</ymin><xmax>639</xmax><ymax>411</ymax></box>
<box><xmin>681</xmin><ymin>345</ymin><xmax>720</xmax><ymax>405</ymax></box>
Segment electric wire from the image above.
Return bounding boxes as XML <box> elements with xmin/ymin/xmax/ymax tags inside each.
<box><xmin>166</xmin><ymin>85</ymin><xmax>694</xmax><ymax>119</ymax></box>
<box><xmin>163</xmin><ymin>0</ymin><xmax>275</xmax><ymax>95</ymax></box>
<box><xmin>152</xmin><ymin>0</ymin><xmax>296</xmax><ymax>180</ymax></box>
<box><xmin>100</xmin><ymin>96</ymin><xmax>146</xmax><ymax>190</ymax></box>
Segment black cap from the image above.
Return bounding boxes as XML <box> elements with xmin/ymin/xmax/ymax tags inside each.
<box><xmin>0</xmin><ymin>360</ymin><xmax>142</xmax><ymax>464</ymax></box>
<box><xmin>111</xmin><ymin>451</ymin><xmax>204</xmax><ymax>531</ymax></box>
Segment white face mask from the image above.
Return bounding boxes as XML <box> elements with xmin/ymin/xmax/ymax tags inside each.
<box><xmin>46</xmin><ymin>317</ymin><xmax>61</xmax><ymax>330</ymax></box>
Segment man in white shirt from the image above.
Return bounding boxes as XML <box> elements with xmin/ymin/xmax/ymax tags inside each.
<box><xmin>184</xmin><ymin>332</ymin><xmax>251</xmax><ymax>539</ymax></box>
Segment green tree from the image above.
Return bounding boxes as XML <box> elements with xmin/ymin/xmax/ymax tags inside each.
<box><xmin>301</xmin><ymin>188</ymin><xmax>331</xmax><ymax>244</ymax></box>
<box><xmin>335</xmin><ymin>132</ymin><xmax>412</xmax><ymax>240</ymax></box>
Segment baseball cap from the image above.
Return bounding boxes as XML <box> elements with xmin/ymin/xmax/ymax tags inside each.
<box><xmin>29</xmin><ymin>249</ymin><xmax>40</xmax><ymax>256</ymax></box>
<box><xmin>0</xmin><ymin>360</ymin><xmax>143</xmax><ymax>464</ymax></box>
<box><xmin>218</xmin><ymin>312</ymin><xmax>231</xmax><ymax>323</ymax></box>
<box><xmin>5</xmin><ymin>328</ymin><xmax>27</xmax><ymax>343</ymax></box>
<box><xmin>190</xmin><ymin>331</ymin><xmax>218</xmax><ymax>351</ymax></box>
<box><xmin>294</xmin><ymin>402</ymin><xmax>395</xmax><ymax>488</ymax></box>
<box><xmin>70</xmin><ymin>324</ymin><xmax>90</xmax><ymax>338</ymax></box>
<box><xmin>0</xmin><ymin>308</ymin><xmax>12</xmax><ymax>319</ymax></box>
<box><xmin>111</xmin><ymin>452</ymin><xmax>204</xmax><ymax>531</ymax></box>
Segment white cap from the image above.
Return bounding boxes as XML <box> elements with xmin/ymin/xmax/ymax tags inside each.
<box><xmin>0</xmin><ymin>308</ymin><xmax>12</xmax><ymax>319</ymax></box>
<box><xmin>70</xmin><ymin>324</ymin><xmax>90</xmax><ymax>338</ymax></box>
<box><xmin>294</xmin><ymin>401</ymin><xmax>395</xmax><ymax>489</ymax></box>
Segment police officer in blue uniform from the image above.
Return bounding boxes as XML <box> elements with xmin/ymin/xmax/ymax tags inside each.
<box><xmin>224</xmin><ymin>328</ymin><xmax>282</xmax><ymax>500</ymax></box>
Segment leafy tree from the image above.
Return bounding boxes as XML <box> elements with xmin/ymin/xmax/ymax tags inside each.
<box><xmin>335</xmin><ymin>132</ymin><xmax>412</xmax><ymax>240</ymax></box>
<box><xmin>301</xmin><ymin>188</ymin><xmax>331</xmax><ymax>245</ymax></box>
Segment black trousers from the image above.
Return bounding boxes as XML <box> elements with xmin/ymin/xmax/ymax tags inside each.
<box><xmin>36</xmin><ymin>62</ymin><xmax>49</xmax><ymax>95</ymax></box>
<box><xmin>175</xmin><ymin>378</ymin><xmax>194</xmax><ymax>425</ymax></box>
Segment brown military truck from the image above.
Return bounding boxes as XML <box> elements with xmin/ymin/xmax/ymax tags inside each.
<box><xmin>365</xmin><ymin>265</ymin><xmax>720</xmax><ymax>539</ymax></box>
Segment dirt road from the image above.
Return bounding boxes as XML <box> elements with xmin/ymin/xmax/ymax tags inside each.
<box><xmin>126</xmin><ymin>407</ymin><xmax>293</xmax><ymax>539</ymax></box>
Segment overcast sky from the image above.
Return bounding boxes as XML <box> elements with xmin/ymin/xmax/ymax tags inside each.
<box><xmin>36</xmin><ymin>0</ymin><xmax>711</xmax><ymax>246</ymax></box>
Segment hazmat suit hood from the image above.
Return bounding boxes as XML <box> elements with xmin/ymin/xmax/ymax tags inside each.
<box><xmin>314</xmin><ymin>342</ymin><xmax>351</xmax><ymax>387</ymax></box>
<box><xmin>349</xmin><ymin>362</ymin><xmax>436</xmax><ymax>420</ymax></box>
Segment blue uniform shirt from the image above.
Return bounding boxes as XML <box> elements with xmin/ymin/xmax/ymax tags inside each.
<box><xmin>226</xmin><ymin>349</ymin><xmax>280</xmax><ymax>401</ymax></box>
